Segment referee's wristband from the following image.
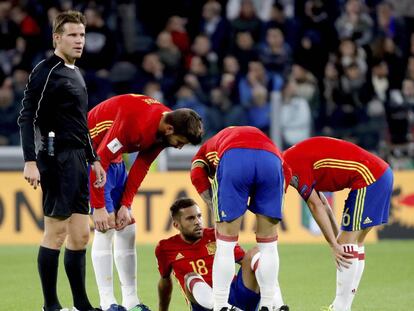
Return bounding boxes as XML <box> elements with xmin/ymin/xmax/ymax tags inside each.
<box><xmin>89</xmin><ymin>155</ymin><xmax>101</xmax><ymax>163</ymax></box>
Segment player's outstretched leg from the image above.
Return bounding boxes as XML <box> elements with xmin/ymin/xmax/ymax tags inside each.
<box><xmin>184</xmin><ymin>273</ymin><xmax>214</xmax><ymax>310</ymax></box>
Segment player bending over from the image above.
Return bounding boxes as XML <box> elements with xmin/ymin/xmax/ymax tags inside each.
<box><xmin>283</xmin><ymin>137</ymin><xmax>393</xmax><ymax>311</ymax></box>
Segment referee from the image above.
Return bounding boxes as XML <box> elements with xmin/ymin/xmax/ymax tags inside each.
<box><xmin>18</xmin><ymin>11</ymin><xmax>105</xmax><ymax>311</ymax></box>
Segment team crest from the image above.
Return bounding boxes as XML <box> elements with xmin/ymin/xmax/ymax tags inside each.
<box><xmin>206</xmin><ymin>241</ymin><xmax>216</xmax><ymax>255</ymax></box>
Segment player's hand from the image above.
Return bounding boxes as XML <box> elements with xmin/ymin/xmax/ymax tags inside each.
<box><xmin>93</xmin><ymin>208</ymin><xmax>112</xmax><ymax>232</ymax></box>
<box><xmin>23</xmin><ymin>161</ymin><xmax>41</xmax><ymax>190</ymax></box>
<box><xmin>116</xmin><ymin>205</ymin><xmax>132</xmax><ymax>231</ymax></box>
<box><xmin>92</xmin><ymin>161</ymin><xmax>106</xmax><ymax>188</ymax></box>
<box><xmin>332</xmin><ymin>243</ymin><xmax>352</xmax><ymax>270</ymax></box>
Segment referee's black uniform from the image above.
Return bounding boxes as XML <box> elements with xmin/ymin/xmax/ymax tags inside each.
<box><xmin>18</xmin><ymin>53</ymin><xmax>99</xmax><ymax>311</ymax></box>
<box><xmin>19</xmin><ymin>53</ymin><xmax>98</xmax><ymax>217</ymax></box>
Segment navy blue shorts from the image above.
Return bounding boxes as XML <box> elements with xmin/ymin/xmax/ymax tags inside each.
<box><xmin>341</xmin><ymin>167</ymin><xmax>393</xmax><ymax>231</ymax></box>
<box><xmin>90</xmin><ymin>162</ymin><xmax>127</xmax><ymax>213</ymax></box>
<box><xmin>191</xmin><ymin>268</ymin><xmax>260</xmax><ymax>311</ymax></box>
<box><xmin>213</xmin><ymin>148</ymin><xmax>285</xmax><ymax>222</ymax></box>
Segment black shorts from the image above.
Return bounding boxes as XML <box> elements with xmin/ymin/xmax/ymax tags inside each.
<box><xmin>37</xmin><ymin>148</ymin><xmax>89</xmax><ymax>218</ymax></box>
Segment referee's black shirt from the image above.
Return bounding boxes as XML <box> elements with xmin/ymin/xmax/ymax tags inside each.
<box><xmin>18</xmin><ymin>54</ymin><xmax>98</xmax><ymax>163</ymax></box>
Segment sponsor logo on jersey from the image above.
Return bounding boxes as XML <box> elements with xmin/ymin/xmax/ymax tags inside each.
<box><xmin>107</xmin><ymin>138</ymin><xmax>123</xmax><ymax>154</ymax></box>
<box><xmin>175</xmin><ymin>252</ymin><xmax>184</xmax><ymax>260</ymax></box>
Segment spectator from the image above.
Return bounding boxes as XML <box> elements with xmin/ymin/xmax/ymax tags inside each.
<box><xmin>155</xmin><ymin>31</ymin><xmax>182</xmax><ymax>73</ymax></box>
<box><xmin>247</xmin><ymin>84</ymin><xmax>271</xmax><ymax>134</ymax></box>
<box><xmin>337</xmin><ymin>38</ymin><xmax>368</xmax><ymax>76</ymax></box>
<box><xmin>259</xmin><ymin>27</ymin><xmax>292</xmax><ymax>76</ymax></box>
<box><xmin>290</xmin><ymin>63</ymin><xmax>321</xmax><ymax>130</ymax></box>
<box><xmin>0</xmin><ymin>1</ymin><xmax>20</xmax><ymax>51</ymax></box>
<box><xmin>0</xmin><ymin>79</ymin><xmax>20</xmax><ymax>145</ymax></box>
<box><xmin>230</xmin><ymin>31</ymin><xmax>259</xmax><ymax>74</ymax></box>
<box><xmin>230</xmin><ymin>0</ymin><xmax>263</xmax><ymax>43</ymax></box>
<box><xmin>206</xmin><ymin>86</ymin><xmax>247</xmax><ymax>138</ymax></box>
<box><xmin>279</xmin><ymin>79</ymin><xmax>312</xmax><ymax>149</ymax></box>
<box><xmin>374</xmin><ymin>1</ymin><xmax>407</xmax><ymax>55</ymax></box>
<box><xmin>264</xmin><ymin>2</ymin><xmax>301</xmax><ymax>50</ymax></box>
<box><xmin>200</xmin><ymin>1</ymin><xmax>230</xmax><ymax>58</ymax></box>
<box><xmin>335</xmin><ymin>0</ymin><xmax>374</xmax><ymax>46</ymax></box>
<box><xmin>385</xmin><ymin>79</ymin><xmax>414</xmax><ymax>145</ymax></box>
<box><xmin>174</xmin><ymin>85</ymin><xmax>207</xmax><ymax>123</ymax></box>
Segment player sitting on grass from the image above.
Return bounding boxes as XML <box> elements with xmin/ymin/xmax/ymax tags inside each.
<box><xmin>155</xmin><ymin>197</ymin><xmax>289</xmax><ymax>311</ymax></box>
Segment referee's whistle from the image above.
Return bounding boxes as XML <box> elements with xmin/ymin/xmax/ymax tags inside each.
<box><xmin>47</xmin><ymin>131</ymin><xmax>55</xmax><ymax>156</ymax></box>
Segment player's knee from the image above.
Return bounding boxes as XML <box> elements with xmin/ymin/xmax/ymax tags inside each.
<box><xmin>242</xmin><ymin>247</ymin><xmax>260</xmax><ymax>268</ymax></box>
<box><xmin>184</xmin><ymin>272</ymin><xmax>200</xmax><ymax>293</ymax></box>
<box><xmin>68</xmin><ymin>230</ymin><xmax>90</xmax><ymax>249</ymax></box>
<box><xmin>184</xmin><ymin>273</ymin><xmax>213</xmax><ymax>310</ymax></box>
<box><xmin>44</xmin><ymin>229</ymin><xmax>67</xmax><ymax>248</ymax></box>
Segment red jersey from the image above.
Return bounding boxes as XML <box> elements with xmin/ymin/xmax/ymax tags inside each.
<box><xmin>155</xmin><ymin>228</ymin><xmax>244</xmax><ymax>292</ymax></box>
<box><xmin>88</xmin><ymin>94</ymin><xmax>170</xmax><ymax>208</ymax></box>
<box><xmin>283</xmin><ymin>137</ymin><xmax>389</xmax><ymax>200</ymax></box>
<box><xmin>191</xmin><ymin>126</ymin><xmax>290</xmax><ymax>193</ymax></box>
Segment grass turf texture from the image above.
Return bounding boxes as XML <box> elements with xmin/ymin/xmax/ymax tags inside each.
<box><xmin>1</xmin><ymin>241</ymin><xmax>413</xmax><ymax>311</ymax></box>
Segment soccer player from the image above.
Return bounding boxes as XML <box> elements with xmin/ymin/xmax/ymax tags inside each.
<box><xmin>190</xmin><ymin>126</ymin><xmax>290</xmax><ymax>311</ymax></box>
<box><xmin>156</xmin><ymin>197</ymin><xmax>289</xmax><ymax>311</ymax></box>
<box><xmin>88</xmin><ymin>94</ymin><xmax>203</xmax><ymax>311</ymax></box>
<box><xmin>18</xmin><ymin>11</ymin><xmax>105</xmax><ymax>311</ymax></box>
<box><xmin>283</xmin><ymin>137</ymin><xmax>393</xmax><ymax>311</ymax></box>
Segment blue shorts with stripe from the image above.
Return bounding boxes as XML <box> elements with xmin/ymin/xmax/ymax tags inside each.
<box><xmin>90</xmin><ymin>162</ymin><xmax>127</xmax><ymax>213</ymax></box>
<box><xmin>191</xmin><ymin>268</ymin><xmax>260</xmax><ymax>311</ymax></box>
<box><xmin>341</xmin><ymin>167</ymin><xmax>393</xmax><ymax>231</ymax></box>
<box><xmin>213</xmin><ymin>148</ymin><xmax>285</xmax><ymax>222</ymax></box>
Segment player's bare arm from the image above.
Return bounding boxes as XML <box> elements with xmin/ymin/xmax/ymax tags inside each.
<box><xmin>23</xmin><ymin>161</ymin><xmax>41</xmax><ymax>189</ymax></box>
<box><xmin>319</xmin><ymin>192</ymin><xmax>340</xmax><ymax>237</ymax></box>
<box><xmin>158</xmin><ymin>275</ymin><xmax>173</xmax><ymax>311</ymax></box>
<box><xmin>200</xmin><ymin>189</ymin><xmax>213</xmax><ymax>211</ymax></box>
<box><xmin>307</xmin><ymin>190</ymin><xmax>351</xmax><ymax>269</ymax></box>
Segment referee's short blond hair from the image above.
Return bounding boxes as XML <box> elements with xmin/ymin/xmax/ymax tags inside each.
<box><xmin>53</xmin><ymin>10</ymin><xmax>86</xmax><ymax>34</ymax></box>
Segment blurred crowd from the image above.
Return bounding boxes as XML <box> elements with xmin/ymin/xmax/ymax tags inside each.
<box><xmin>1</xmin><ymin>0</ymin><xmax>414</xmax><ymax>168</ymax></box>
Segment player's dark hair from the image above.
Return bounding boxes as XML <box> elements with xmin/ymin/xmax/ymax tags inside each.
<box><xmin>53</xmin><ymin>10</ymin><xmax>86</xmax><ymax>34</ymax></box>
<box><xmin>170</xmin><ymin>197</ymin><xmax>197</xmax><ymax>219</ymax></box>
<box><xmin>165</xmin><ymin>109</ymin><xmax>203</xmax><ymax>145</ymax></box>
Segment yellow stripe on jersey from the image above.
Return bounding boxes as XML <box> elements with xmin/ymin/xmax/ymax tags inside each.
<box><xmin>313</xmin><ymin>158</ymin><xmax>376</xmax><ymax>185</ymax></box>
<box><xmin>90</xmin><ymin>125</ymin><xmax>112</xmax><ymax>138</ymax></box>
<box><xmin>206</xmin><ymin>152</ymin><xmax>220</xmax><ymax>166</ymax></box>
<box><xmin>212</xmin><ymin>175</ymin><xmax>220</xmax><ymax>222</ymax></box>
<box><xmin>89</xmin><ymin>120</ymin><xmax>113</xmax><ymax>137</ymax></box>
<box><xmin>191</xmin><ymin>159</ymin><xmax>208</xmax><ymax>169</ymax></box>
<box><xmin>353</xmin><ymin>187</ymin><xmax>366</xmax><ymax>231</ymax></box>
<box><xmin>206</xmin><ymin>151</ymin><xmax>218</xmax><ymax>157</ymax></box>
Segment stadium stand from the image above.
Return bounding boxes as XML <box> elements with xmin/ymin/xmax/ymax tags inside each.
<box><xmin>0</xmin><ymin>0</ymin><xmax>413</xmax><ymax>169</ymax></box>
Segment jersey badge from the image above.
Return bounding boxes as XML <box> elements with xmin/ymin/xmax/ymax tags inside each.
<box><xmin>206</xmin><ymin>241</ymin><xmax>216</xmax><ymax>255</ymax></box>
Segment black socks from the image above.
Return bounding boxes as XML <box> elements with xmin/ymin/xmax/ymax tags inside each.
<box><xmin>64</xmin><ymin>248</ymin><xmax>93</xmax><ymax>311</ymax></box>
<box><xmin>38</xmin><ymin>246</ymin><xmax>62</xmax><ymax>310</ymax></box>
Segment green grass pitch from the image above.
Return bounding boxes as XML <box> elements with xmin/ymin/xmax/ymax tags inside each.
<box><xmin>1</xmin><ymin>241</ymin><xmax>413</xmax><ymax>311</ymax></box>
